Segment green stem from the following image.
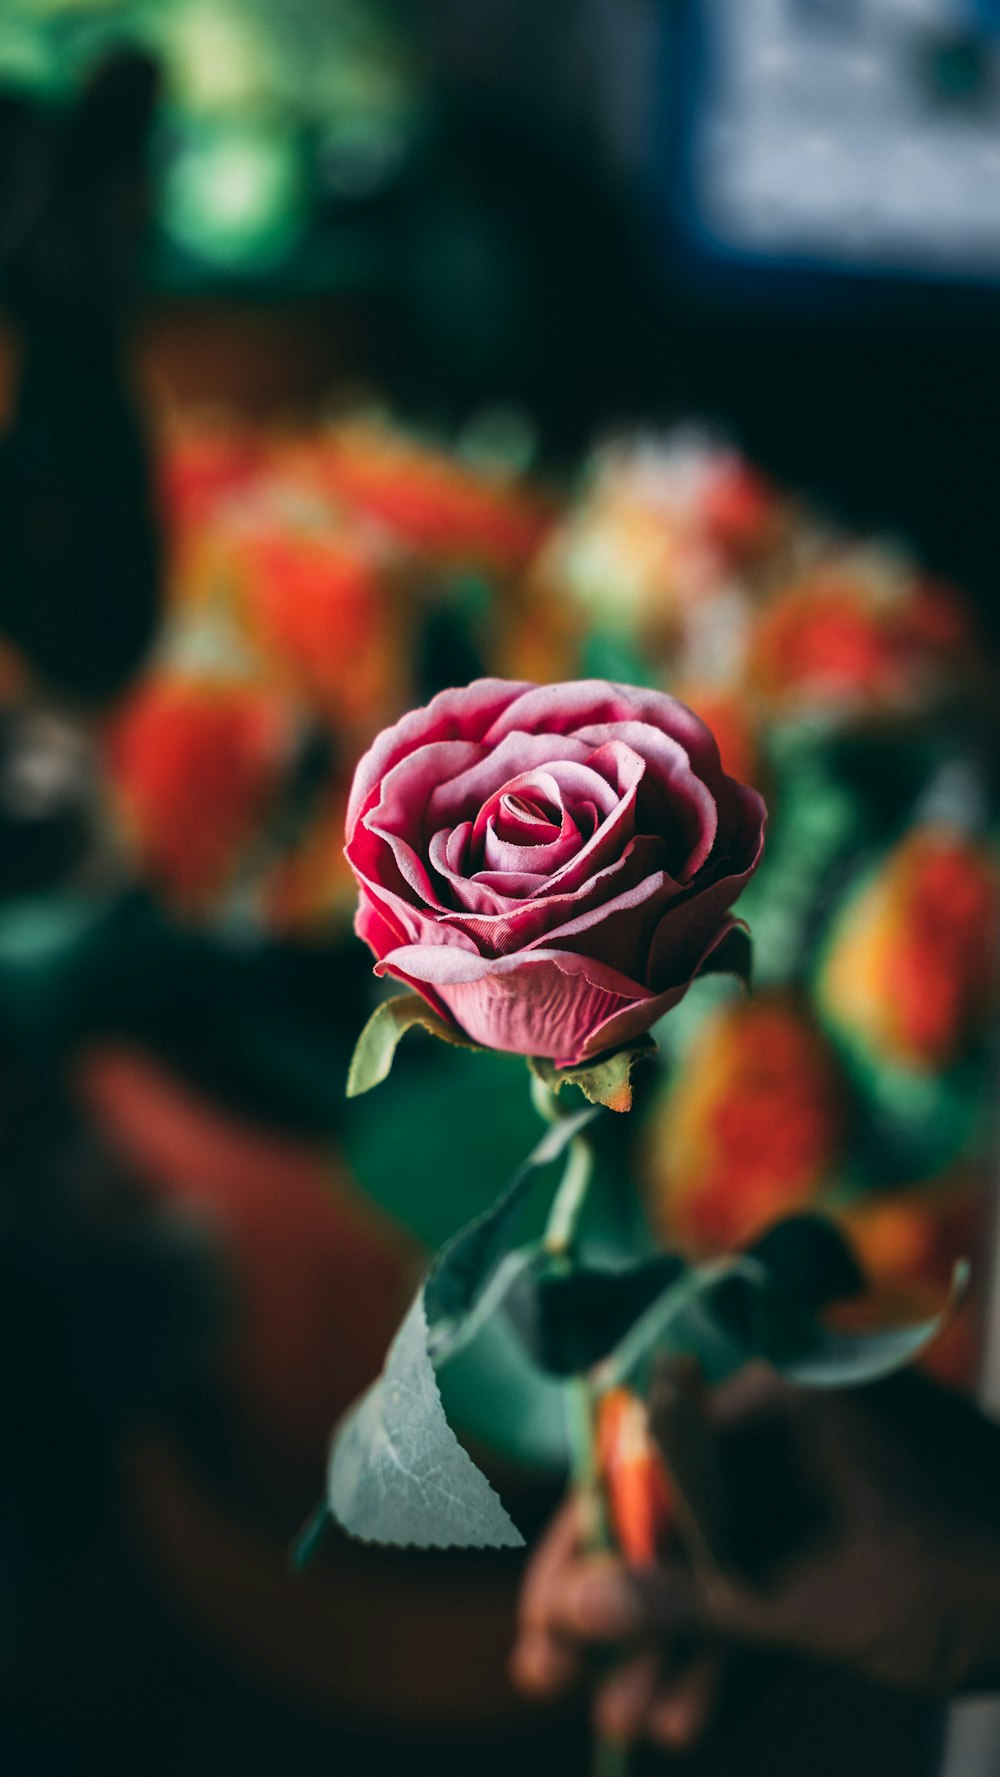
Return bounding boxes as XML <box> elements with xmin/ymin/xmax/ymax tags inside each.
<box><xmin>531</xmin><ymin>1081</ymin><xmax>627</xmax><ymax>1776</ymax></box>
<box><xmin>544</xmin><ymin>1132</ymin><xmax>594</xmax><ymax>1258</ymax></box>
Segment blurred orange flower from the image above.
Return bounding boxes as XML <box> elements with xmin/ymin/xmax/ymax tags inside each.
<box><xmin>750</xmin><ymin>560</ymin><xmax>971</xmax><ymax>717</ymax></box>
<box><xmin>646</xmin><ymin>997</ymin><xmax>843</xmax><ymax>1256</ymax></box>
<box><xmin>820</xmin><ymin>827</ymin><xmax>1000</xmax><ymax>1071</ymax></box>
<box><xmin>674</xmin><ymin>683</ymin><xmax>760</xmax><ymax>789</ymax></box>
<box><xmin>596</xmin><ymin>1387</ymin><xmax>673</xmax><ymax>1566</ymax></box>
<box><xmin>266</xmin><ymin>782</ymin><xmax>355</xmax><ymax>937</ymax></box>
<box><xmin>835</xmin><ymin>1177</ymin><xmax>983</xmax><ymax>1389</ymax></box>
<box><xmin>308</xmin><ymin>420</ymin><xmax>553</xmax><ymax>576</ymax></box>
<box><xmin>159</xmin><ymin>414</ymin><xmax>265</xmax><ymax>535</ymax></box>
<box><xmin>232</xmin><ymin>515</ymin><xmax>400</xmax><ymax>733</ymax></box>
<box><xmin>108</xmin><ymin>678</ymin><xmax>293</xmax><ymax>911</ymax></box>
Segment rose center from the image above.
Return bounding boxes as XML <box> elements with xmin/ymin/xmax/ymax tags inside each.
<box><xmin>495</xmin><ymin>790</ymin><xmax>562</xmax><ymax>841</ymax></box>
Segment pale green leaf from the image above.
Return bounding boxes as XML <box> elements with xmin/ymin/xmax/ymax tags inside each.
<box><xmin>326</xmin><ymin>1294</ymin><xmax>524</xmax><ymax>1549</ymax></box>
<box><xmin>346</xmin><ymin>992</ymin><xmax>482</xmax><ymax>1097</ymax></box>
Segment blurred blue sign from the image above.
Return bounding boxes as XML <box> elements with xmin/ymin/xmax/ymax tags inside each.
<box><xmin>675</xmin><ymin>0</ymin><xmax>1000</xmax><ymax>283</ymax></box>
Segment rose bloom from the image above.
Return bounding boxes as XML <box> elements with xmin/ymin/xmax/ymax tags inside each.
<box><xmin>646</xmin><ymin>997</ymin><xmax>842</xmax><ymax>1255</ymax></box>
<box><xmin>346</xmin><ymin>679</ymin><xmax>765</xmax><ymax>1068</ymax></box>
<box><xmin>819</xmin><ymin>826</ymin><xmax>1000</xmax><ymax>1072</ymax></box>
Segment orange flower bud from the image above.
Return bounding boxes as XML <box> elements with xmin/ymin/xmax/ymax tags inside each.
<box><xmin>597</xmin><ymin>1388</ymin><xmax>673</xmax><ymax>1566</ymax></box>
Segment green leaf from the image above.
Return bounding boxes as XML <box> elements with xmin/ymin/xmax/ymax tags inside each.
<box><xmin>747</xmin><ymin>1214</ymin><xmax>865</xmax><ymax>1311</ymax></box>
<box><xmin>528</xmin><ymin>1034</ymin><xmax>657</xmax><ymax>1113</ymax></box>
<box><xmin>436</xmin><ymin>1312</ymin><xmax>571</xmax><ymax>1472</ymax></box>
<box><xmin>504</xmin><ymin>1253</ymin><xmax>687</xmax><ymax>1376</ymax></box>
<box><xmin>324</xmin><ymin>1106</ymin><xmax>599</xmax><ymax>1548</ymax></box>
<box><xmin>346</xmin><ymin>992</ymin><xmax>483</xmax><ymax>1097</ymax></box>
<box><xmin>326</xmin><ymin>1294</ymin><xmax>524</xmax><ymax>1549</ymax></box>
<box><xmin>595</xmin><ymin>1254</ymin><xmax>968</xmax><ymax>1394</ymax></box>
<box><xmin>425</xmin><ymin>1103</ymin><xmax>599</xmax><ymax>1360</ymax></box>
<box><xmin>772</xmin><ymin>1261</ymin><xmax>970</xmax><ymax>1388</ymax></box>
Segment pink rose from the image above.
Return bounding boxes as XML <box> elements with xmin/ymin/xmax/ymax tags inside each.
<box><xmin>346</xmin><ymin>679</ymin><xmax>766</xmax><ymax>1069</ymax></box>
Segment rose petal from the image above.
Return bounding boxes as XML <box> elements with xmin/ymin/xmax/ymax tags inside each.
<box><xmin>375</xmin><ymin>943</ymin><xmax>651</xmax><ymax>1066</ymax></box>
<box><xmin>574</xmin><ymin>721</ymin><xmax>718</xmax><ymax>880</ymax></box>
<box><xmin>484</xmin><ymin>681</ymin><xmax>726</xmax><ymax>788</ymax></box>
<box><xmin>575</xmin><ymin>918</ymin><xmax>751</xmax><ymax>1062</ymax></box>
<box><xmin>646</xmin><ymin>786</ymin><xmax>766</xmax><ymax>983</ymax></box>
<box><xmin>433</xmin><ymin>836</ymin><xmax>673</xmax><ymax>954</ymax></box>
<box><xmin>534</xmin><ymin>868</ymin><xmax>672</xmax><ymax>976</ymax></box>
<box><xmin>424</xmin><ymin>731</ymin><xmax>598</xmax><ymax>831</ymax></box>
<box><xmin>346</xmin><ymin>678</ymin><xmax>530</xmax><ymax>833</ymax></box>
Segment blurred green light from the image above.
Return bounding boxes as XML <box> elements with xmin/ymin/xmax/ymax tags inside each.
<box><xmin>162</xmin><ymin>120</ymin><xmax>305</xmax><ymax>270</ymax></box>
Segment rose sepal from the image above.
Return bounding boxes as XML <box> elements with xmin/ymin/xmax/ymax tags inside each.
<box><xmin>527</xmin><ymin>1035</ymin><xmax>658</xmax><ymax>1113</ymax></box>
<box><xmin>346</xmin><ymin>990</ymin><xmax>485</xmax><ymax>1097</ymax></box>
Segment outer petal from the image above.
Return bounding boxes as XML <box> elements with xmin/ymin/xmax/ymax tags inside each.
<box><xmin>374</xmin><ymin>943</ymin><xmax>649</xmax><ymax>1064</ymax></box>
<box><xmin>646</xmin><ymin>787</ymin><xmax>766</xmax><ymax>984</ymax></box>
<box><xmin>354</xmin><ymin>889</ymin><xmax>408</xmax><ymax>965</ymax></box>
<box><xmin>534</xmin><ymin>869</ymin><xmax>673</xmax><ymax>977</ymax></box>
<box><xmin>576</xmin><ymin>919</ymin><xmax>751</xmax><ymax>1062</ymax></box>
<box><xmin>346</xmin><ymin>678</ymin><xmax>531</xmax><ymax>834</ymax></box>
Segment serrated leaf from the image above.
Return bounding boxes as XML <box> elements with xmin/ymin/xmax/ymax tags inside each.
<box><xmin>346</xmin><ymin>992</ymin><xmax>483</xmax><ymax>1097</ymax></box>
<box><xmin>748</xmin><ymin>1214</ymin><xmax>865</xmax><ymax>1311</ymax></box>
<box><xmin>436</xmin><ymin>1311</ymin><xmax>571</xmax><ymax>1471</ymax></box>
<box><xmin>326</xmin><ymin>1294</ymin><xmax>524</xmax><ymax>1549</ymax></box>
<box><xmin>504</xmin><ymin>1252</ymin><xmax>688</xmax><ymax>1376</ymax></box>
<box><xmin>323</xmin><ymin>1108</ymin><xmax>600</xmax><ymax>1550</ymax></box>
<box><xmin>528</xmin><ymin>1034</ymin><xmax>657</xmax><ymax>1113</ymax></box>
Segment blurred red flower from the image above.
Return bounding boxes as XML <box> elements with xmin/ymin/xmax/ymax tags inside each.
<box><xmin>309</xmin><ymin>421</ymin><xmax>553</xmax><ymax>575</ymax></box>
<box><xmin>645</xmin><ymin>997</ymin><xmax>843</xmax><ymax>1256</ymax></box>
<box><xmin>750</xmin><ymin>563</ymin><xmax>971</xmax><ymax>717</ymax></box>
<box><xmin>108</xmin><ymin>678</ymin><xmax>292</xmax><ymax>910</ymax></box>
<box><xmin>234</xmin><ymin>520</ymin><xmax>400</xmax><ymax>733</ymax></box>
<box><xmin>820</xmin><ymin>827</ymin><xmax>1000</xmax><ymax>1071</ymax></box>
